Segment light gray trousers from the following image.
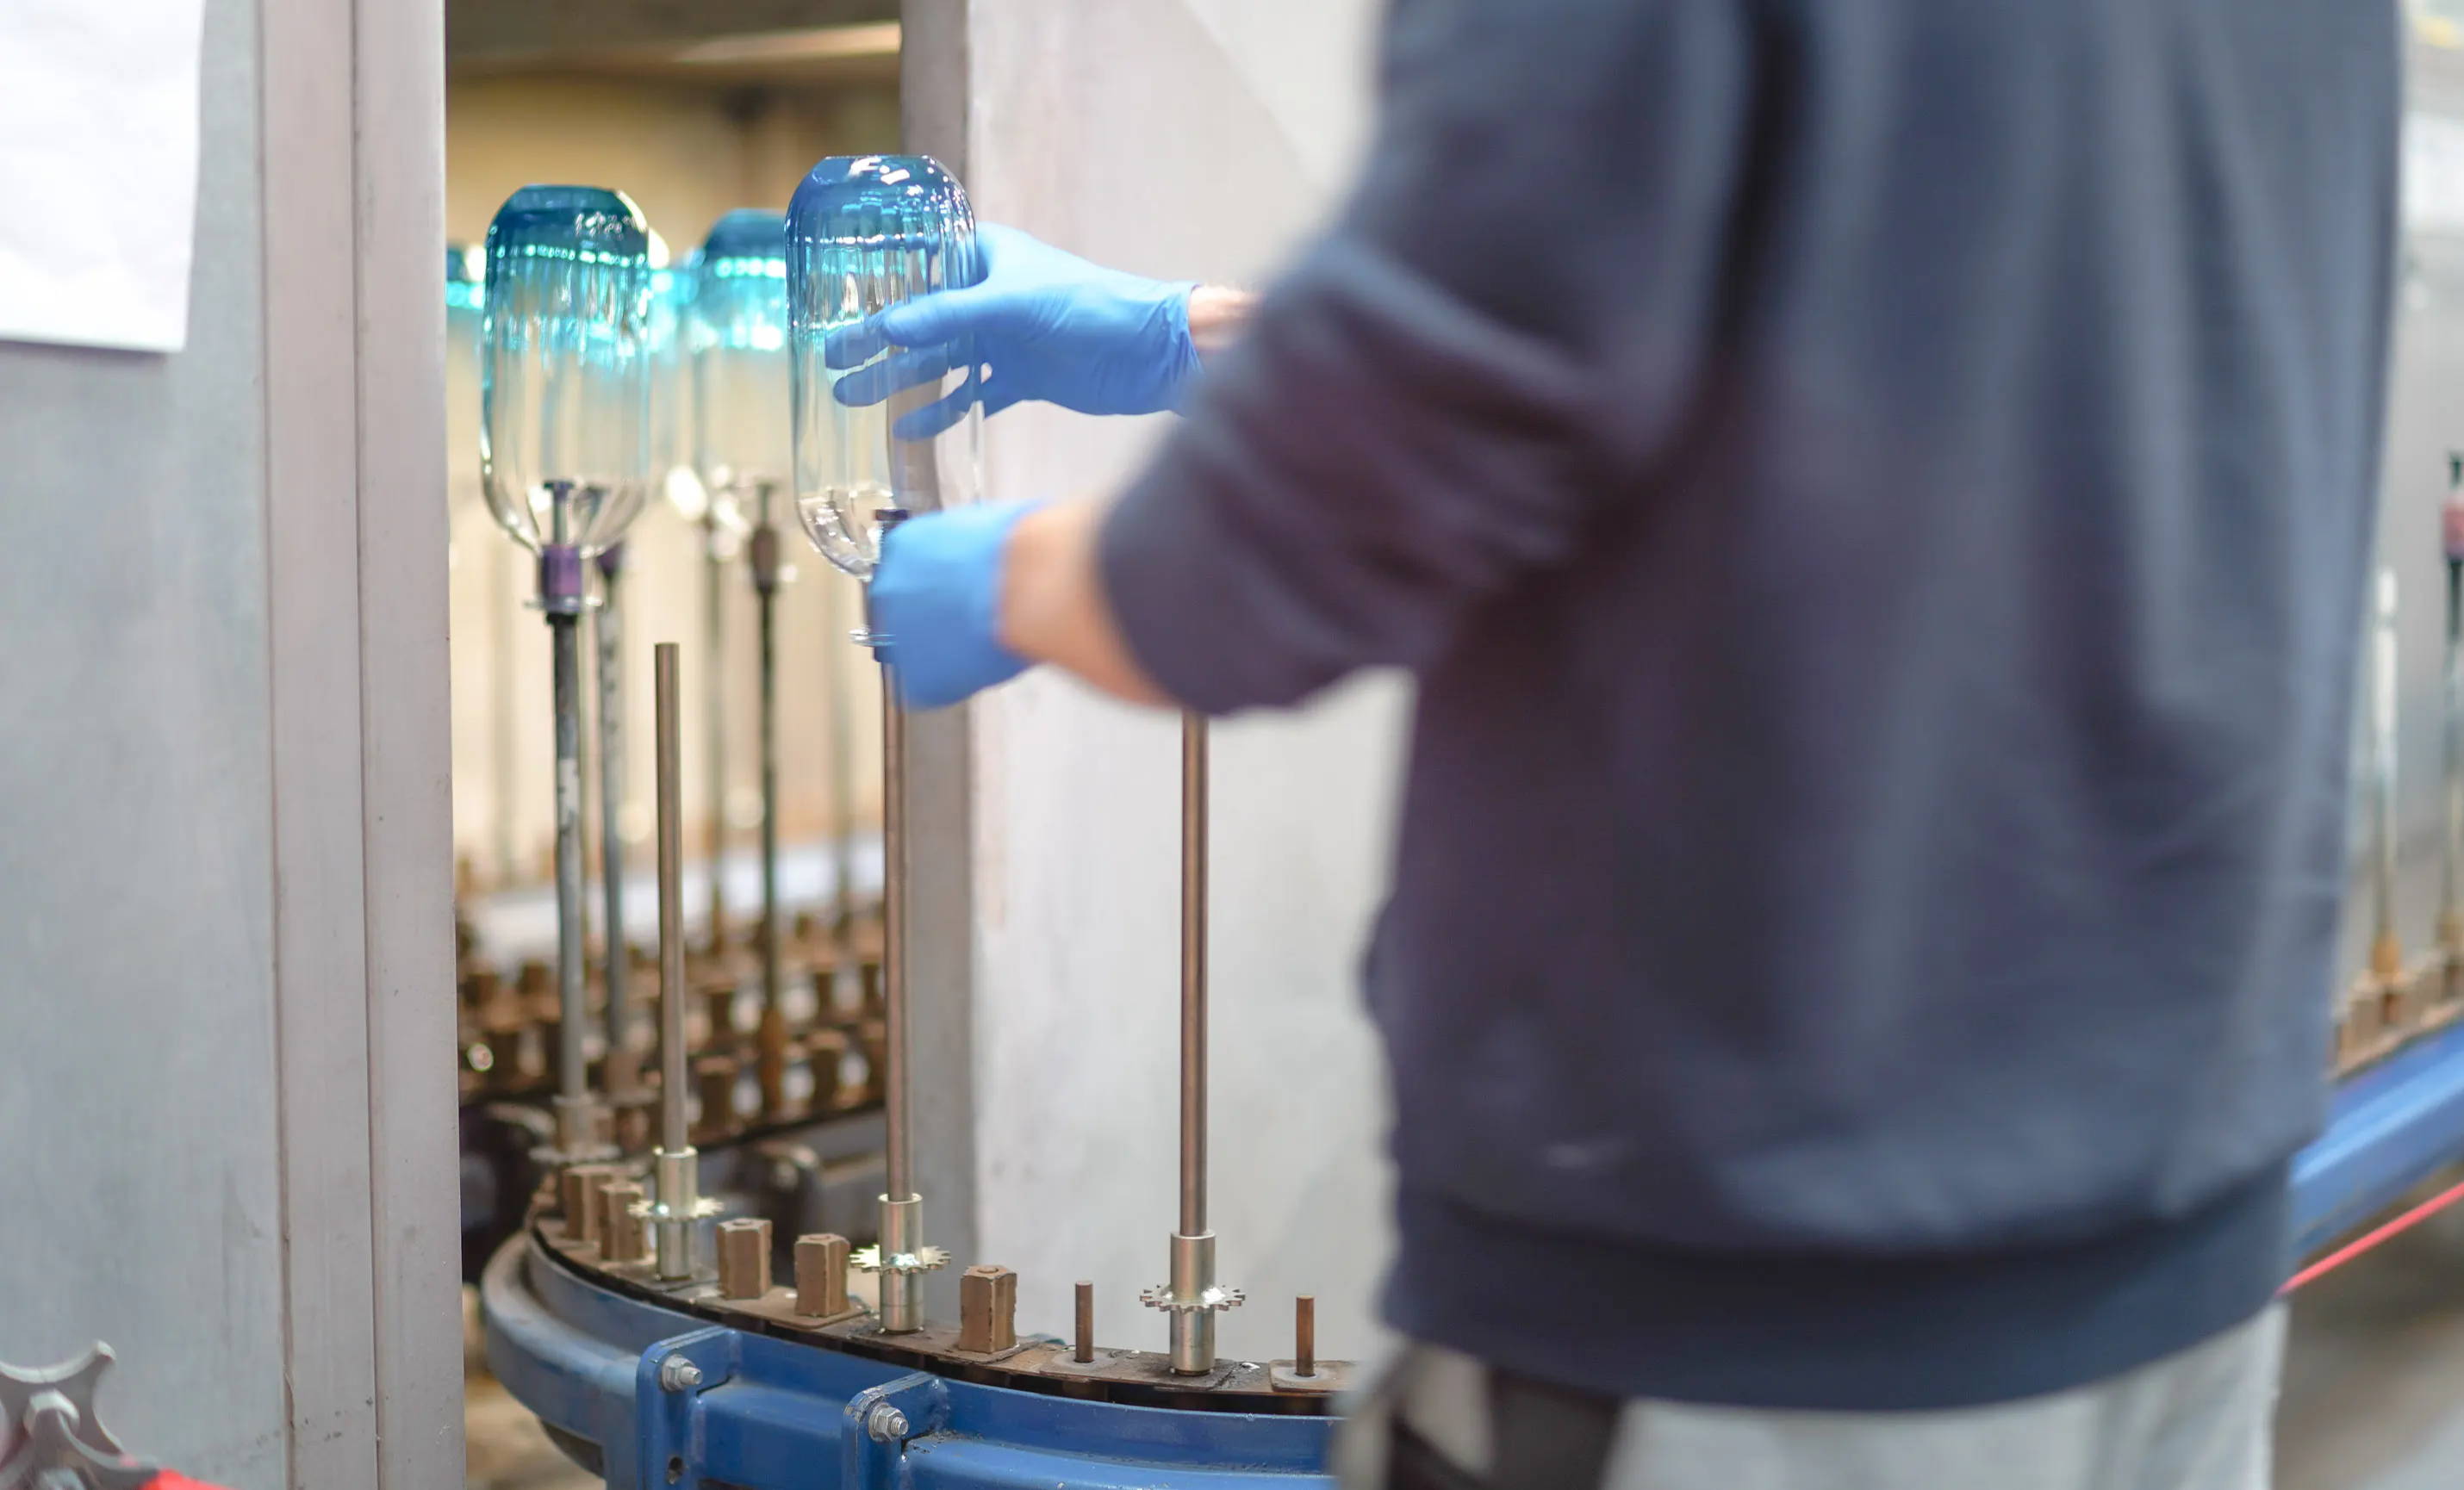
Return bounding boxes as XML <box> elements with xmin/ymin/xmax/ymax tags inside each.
<box><xmin>1336</xmin><ymin>1308</ymin><xmax>2284</xmax><ymax>1490</ymax></box>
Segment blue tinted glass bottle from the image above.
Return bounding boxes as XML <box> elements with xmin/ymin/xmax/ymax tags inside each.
<box><xmin>786</xmin><ymin>155</ymin><xmax>985</xmax><ymax>579</ymax></box>
<box><xmin>692</xmin><ymin>209</ymin><xmax>793</xmax><ymax>523</ymax></box>
<box><xmin>480</xmin><ymin>184</ymin><xmax>655</xmax><ymax>556</ymax></box>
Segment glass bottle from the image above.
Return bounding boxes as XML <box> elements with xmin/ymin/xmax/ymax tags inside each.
<box><xmin>480</xmin><ymin>184</ymin><xmax>655</xmax><ymax>556</ymax></box>
<box><xmin>786</xmin><ymin>154</ymin><xmax>985</xmax><ymax>579</ymax></box>
<box><xmin>693</xmin><ymin>209</ymin><xmax>793</xmax><ymax>512</ymax></box>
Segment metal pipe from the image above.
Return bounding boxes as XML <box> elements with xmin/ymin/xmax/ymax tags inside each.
<box><xmin>703</xmin><ymin>516</ymin><xmax>730</xmax><ymax>948</ymax></box>
<box><xmin>1180</xmin><ymin>712</ymin><xmax>1209</xmax><ymax>1238</ymax></box>
<box><xmin>656</xmin><ymin>643</ymin><xmax>688</xmax><ymax>1157</ymax></box>
<box><xmin>753</xmin><ymin>486</ymin><xmax>787</xmax><ymax>1121</ymax></box>
<box><xmin>594</xmin><ymin>545</ymin><xmax>632</xmax><ymax>1076</ymax></box>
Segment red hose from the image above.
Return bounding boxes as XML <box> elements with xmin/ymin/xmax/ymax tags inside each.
<box><xmin>2282</xmin><ymin>1174</ymin><xmax>2464</xmax><ymax>1294</ymax></box>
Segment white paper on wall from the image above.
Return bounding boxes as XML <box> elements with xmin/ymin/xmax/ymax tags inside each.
<box><xmin>0</xmin><ymin>0</ymin><xmax>206</xmax><ymax>354</ymax></box>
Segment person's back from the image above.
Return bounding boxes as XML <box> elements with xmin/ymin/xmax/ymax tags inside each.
<box><xmin>1095</xmin><ymin>0</ymin><xmax>2399</xmax><ymax>1414</ymax></box>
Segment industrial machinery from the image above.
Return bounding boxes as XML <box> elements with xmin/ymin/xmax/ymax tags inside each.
<box><xmin>460</xmin><ymin>159</ymin><xmax>2464</xmax><ymax>1487</ymax></box>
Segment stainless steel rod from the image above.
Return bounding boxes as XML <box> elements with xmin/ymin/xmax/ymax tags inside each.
<box><xmin>824</xmin><ymin>583</ymin><xmax>858</xmax><ymax>946</ymax></box>
<box><xmin>2445</xmin><ymin>553</ymin><xmax>2462</xmax><ymax>951</ymax></box>
<box><xmin>1180</xmin><ymin>711</ymin><xmax>1208</xmax><ymax>1238</ymax></box>
<box><xmin>2373</xmin><ymin>569</ymin><xmax>2400</xmax><ymax>978</ymax></box>
<box><xmin>881</xmin><ymin>663</ymin><xmax>912</xmax><ymax>1203</ymax></box>
<box><xmin>754</xmin><ymin>489</ymin><xmax>786</xmax><ymax>1119</ymax></box>
<box><xmin>656</xmin><ymin>642</ymin><xmax>688</xmax><ymax>1155</ymax></box>
<box><xmin>550</xmin><ymin>492</ymin><xmax>588</xmax><ymax>1133</ymax></box>
<box><xmin>492</xmin><ymin>540</ymin><xmax>520</xmax><ymax>889</ymax></box>
<box><xmin>595</xmin><ymin>549</ymin><xmax>631</xmax><ymax>1069</ymax></box>
<box><xmin>703</xmin><ymin>518</ymin><xmax>731</xmax><ymax>946</ymax></box>
<box><xmin>553</xmin><ymin>612</ymin><xmax>587</xmax><ymax>1104</ymax></box>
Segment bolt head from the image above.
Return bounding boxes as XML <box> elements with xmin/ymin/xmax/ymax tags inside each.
<box><xmin>659</xmin><ymin>1357</ymin><xmax>703</xmax><ymax>1392</ymax></box>
<box><xmin>866</xmin><ymin>1403</ymin><xmax>910</xmax><ymax>1442</ymax></box>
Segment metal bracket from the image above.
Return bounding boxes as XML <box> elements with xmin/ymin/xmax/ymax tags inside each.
<box><xmin>635</xmin><ymin>1326</ymin><xmax>739</xmax><ymax>1489</ymax></box>
<box><xmin>0</xmin><ymin>1346</ymin><xmax>158</xmax><ymax>1490</ymax></box>
<box><xmin>839</xmin><ymin>1371</ymin><xmax>946</xmax><ymax>1490</ymax></box>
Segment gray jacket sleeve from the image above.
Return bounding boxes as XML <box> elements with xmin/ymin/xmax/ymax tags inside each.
<box><xmin>1098</xmin><ymin>0</ymin><xmax>1753</xmax><ymax>713</ymax></box>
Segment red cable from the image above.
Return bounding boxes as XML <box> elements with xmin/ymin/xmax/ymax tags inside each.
<box><xmin>2282</xmin><ymin>1173</ymin><xmax>2464</xmax><ymax>1294</ymax></box>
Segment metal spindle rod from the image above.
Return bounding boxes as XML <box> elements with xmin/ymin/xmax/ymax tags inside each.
<box><xmin>650</xmin><ymin>640</ymin><xmax>715</xmax><ymax>1278</ymax></box>
<box><xmin>1179</xmin><ymin>712</ymin><xmax>1209</xmax><ymax>1238</ymax></box>
<box><xmin>656</xmin><ymin>644</ymin><xmax>688</xmax><ymax>1156</ymax></box>
<box><xmin>881</xmin><ymin>665</ymin><xmax>912</xmax><ymax>1203</ymax></box>
<box><xmin>703</xmin><ymin>516</ymin><xmax>731</xmax><ymax>947</ymax></box>
<box><xmin>2443</xmin><ymin>458</ymin><xmax>2464</xmax><ymax>964</ymax></box>
<box><xmin>595</xmin><ymin>546</ymin><xmax>632</xmax><ymax>1076</ymax></box>
<box><xmin>824</xmin><ymin>583</ymin><xmax>858</xmax><ymax>947</ymax></box>
<box><xmin>2372</xmin><ymin>568</ymin><xmax>2402</xmax><ymax>984</ymax></box>
<box><xmin>753</xmin><ymin>487</ymin><xmax>787</xmax><ymax>1120</ymax></box>
<box><xmin>491</xmin><ymin>540</ymin><xmax>520</xmax><ymax>889</ymax></box>
<box><xmin>1074</xmin><ymin>1282</ymin><xmax>1096</xmax><ymax>1364</ymax></box>
<box><xmin>1151</xmin><ymin>711</ymin><xmax>1237</xmax><ymax>1373</ymax></box>
<box><xmin>544</xmin><ymin>487</ymin><xmax>601</xmax><ymax>1157</ymax></box>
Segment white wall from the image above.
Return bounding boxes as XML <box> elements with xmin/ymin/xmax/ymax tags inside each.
<box><xmin>960</xmin><ymin>0</ymin><xmax>1404</xmax><ymax>1365</ymax></box>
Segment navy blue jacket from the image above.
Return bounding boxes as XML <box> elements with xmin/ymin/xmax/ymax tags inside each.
<box><xmin>1101</xmin><ymin>0</ymin><xmax>2397</xmax><ymax>1408</ymax></box>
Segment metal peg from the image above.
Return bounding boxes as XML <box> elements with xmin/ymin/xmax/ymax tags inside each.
<box><xmin>957</xmin><ymin>1265</ymin><xmax>1018</xmax><ymax>1355</ymax></box>
<box><xmin>794</xmin><ymin>1233</ymin><xmax>852</xmax><ymax>1318</ymax></box>
<box><xmin>717</xmin><ymin>1218</ymin><xmax>772</xmax><ymax>1300</ymax></box>
<box><xmin>601</xmin><ymin>1182</ymin><xmax>648</xmax><ymax>1263</ymax></box>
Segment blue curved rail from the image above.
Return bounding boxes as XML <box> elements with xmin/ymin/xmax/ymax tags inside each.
<box><xmin>482</xmin><ymin>1237</ymin><xmax>1339</xmax><ymax>1488</ymax></box>
<box><xmin>2292</xmin><ymin>1015</ymin><xmax>2464</xmax><ymax>1255</ymax></box>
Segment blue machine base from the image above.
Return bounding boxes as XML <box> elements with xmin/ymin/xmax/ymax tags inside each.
<box><xmin>482</xmin><ymin>1235</ymin><xmax>1340</xmax><ymax>1488</ymax></box>
<box><xmin>483</xmin><ymin>1021</ymin><xmax>2464</xmax><ymax>1488</ymax></box>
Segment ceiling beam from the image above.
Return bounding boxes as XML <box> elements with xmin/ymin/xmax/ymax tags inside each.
<box><xmin>448</xmin><ymin>0</ymin><xmax>899</xmax><ymax>72</ymax></box>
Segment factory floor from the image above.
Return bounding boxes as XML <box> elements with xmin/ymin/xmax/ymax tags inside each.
<box><xmin>462</xmin><ymin>1209</ymin><xmax>2464</xmax><ymax>1488</ymax></box>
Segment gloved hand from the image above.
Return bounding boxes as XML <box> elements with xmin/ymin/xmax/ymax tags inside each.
<box><xmin>870</xmin><ymin>500</ymin><xmax>1045</xmax><ymax>709</ymax></box>
<box><xmin>826</xmin><ymin>225</ymin><xmax>1201</xmax><ymax>438</ymax></box>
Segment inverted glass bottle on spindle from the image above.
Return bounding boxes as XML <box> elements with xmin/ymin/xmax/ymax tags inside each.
<box><xmin>480</xmin><ymin>183</ymin><xmax>654</xmax><ymax>1162</ymax></box>
<box><xmin>785</xmin><ymin>153</ymin><xmax>984</xmax><ymax>1332</ymax></box>
<box><xmin>693</xmin><ymin>208</ymin><xmax>799</xmax><ymax>1122</ymax></box>
<box><xmin>787</xmin><ymin>154</ymin><xmax>985</xmax><ymax>574</ymax></box>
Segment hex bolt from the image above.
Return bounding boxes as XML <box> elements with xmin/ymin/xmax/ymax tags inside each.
<box><xmin>601</xmin><ymin>1182</ymin><xmax>648</xmax><ymax>1263</ymax></box>
<box><xmin>717</xmin><ymin>1217</ymin><xmax>773</xmax><ymax>1300</ymax></box>
<box><xmin>1296</xmin><ymin>1295</ymin><xmax>1316</xmax><ymax>1378</ymax></box>
<box><xmin>659</xmin><ymin>1357</ymin><xmax>703</xmax><ymax>1393</ymax></box>
<box><xmin>865</xmin><ymin>1403</ymin><xmax>909</xmax><ymax>1443</ymax></box>
<box><xmin>1073</xmin><ymin>1280</ymin><xmax>1095</xmax><ymax>1364</ymax></box>
<box><xmin>795</xmin><ymin>1233</ymin><xmax>851</xmax><ymax>1317</ymax></box>
<box><xmin>957</xmin><ymin>1264</ymin><xmax>1017</xmax><ymax>1354</ymax></box>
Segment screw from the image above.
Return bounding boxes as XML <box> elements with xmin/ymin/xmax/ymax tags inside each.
<box><xmin>865</xmin><ymin>1403</ymin><xmax>910</xmax><ymax>1443</ymax></box>
<box><xmin>659</xmin><ymin>1357</ymin><xmax>703</xmax><ymax>1393</ymax></box>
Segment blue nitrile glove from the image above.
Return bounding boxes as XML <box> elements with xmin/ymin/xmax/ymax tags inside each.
<box><xmin>869</xmin><ymin>500</ymin><xmax>1045</xmax><ymax>709</ymax></box>
<box><xmin>825</xmin><ymin>225</ymin><xmax>1202</xmax><ymax>439</ymax></box>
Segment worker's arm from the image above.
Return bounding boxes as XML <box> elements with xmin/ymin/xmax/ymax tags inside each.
<box><xmin>873</xmin><ymin>0</ymin><xmax>1751</xmax><ymax>711</ymax></box>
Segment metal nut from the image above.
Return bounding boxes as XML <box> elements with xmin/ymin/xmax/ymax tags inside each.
<box><xmin>865</xmin><ymin>1403</ymin><xmax>909</xmax><ymax>1443</ymax></box>
<box><xmin>659</xmin><ymin>1357</ymin><xmax>703</xmax><ymax>1393</ymax></box>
